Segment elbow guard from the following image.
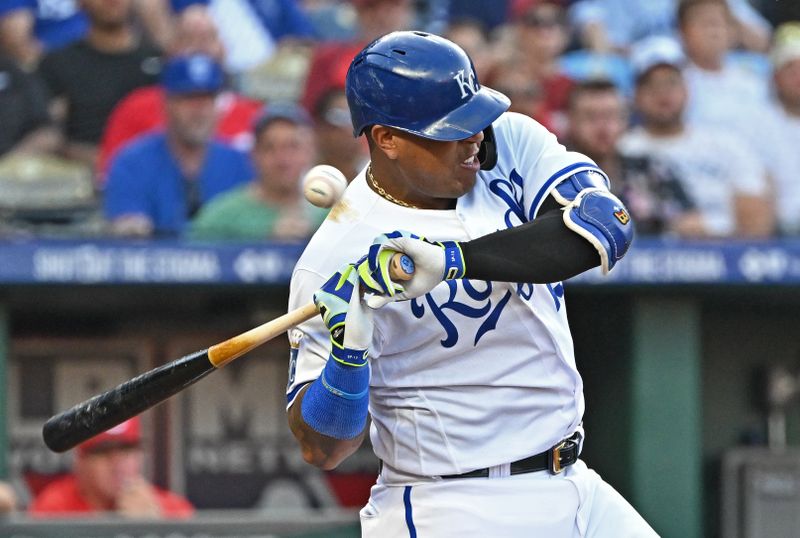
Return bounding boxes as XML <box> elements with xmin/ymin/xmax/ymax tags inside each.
<box><xmin>562</xmin><ymin>188</ymin><xmax>634</xmax><ymax>274</ymax></box>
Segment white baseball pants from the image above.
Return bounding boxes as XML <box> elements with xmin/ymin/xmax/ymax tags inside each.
<box><xmin>359</xmin><ymin>460</ymin><xmax>659</xmax><ymax>537</ymax></box>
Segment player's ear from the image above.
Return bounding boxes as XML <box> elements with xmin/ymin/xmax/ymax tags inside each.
<box><xmin>370</xmin><ymin>125</ymin><xmax>400</xmax><ymax>160</ymax></box>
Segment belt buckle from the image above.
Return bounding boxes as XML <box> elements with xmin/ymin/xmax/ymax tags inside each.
<box><xmin>548</xmin><ymin>440</ymin><xmax>568</xmax><ymax>474</ymax></box>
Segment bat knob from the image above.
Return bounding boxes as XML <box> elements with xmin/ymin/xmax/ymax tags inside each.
<box><xmin>399</xmin><ymin>254</ymin><xmax>415</xmax><ymax>276</ymax></box>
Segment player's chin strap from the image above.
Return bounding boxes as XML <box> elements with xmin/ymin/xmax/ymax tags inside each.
<box><xmin>555</xmin><ymin>171</ymin><xmax>634</xmax><ymax>274</ymax></box>
<box><xmin>478</xmin><ymin>125</ymin><xmax>498</xmax><ymax>170</ymax></box>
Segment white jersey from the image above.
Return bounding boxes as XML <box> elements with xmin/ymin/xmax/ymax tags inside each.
<box><xmin>287</xmin><ymin>112</ymin><xmax>606</xmax><ymax>478</ymax></box>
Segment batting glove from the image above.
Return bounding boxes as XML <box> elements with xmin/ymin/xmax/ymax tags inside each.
<box><xmin>313</xmin><ymin>262</ymin><xmax>374</xmax><ymax>366</ymax></box>
<box><xmin>303</xmin><ymin>262</ymin><xmax>373</xmax><ymax>440</ymax></box>
<box><xmin>357</xmin><ymin>230</ymin><xmax>466</xmax><ymax>308</ymax></box>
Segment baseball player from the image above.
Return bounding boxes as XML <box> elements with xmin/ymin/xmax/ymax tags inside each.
<box><xmin>286</xmin><ymin>31</ymin><xmax>656</xmax><ymax>537</ymax></box>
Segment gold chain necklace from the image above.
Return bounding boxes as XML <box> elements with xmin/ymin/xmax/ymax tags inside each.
<box><xmin>367</xmin><ymin>164</ymin><xmax>419</xmax><ymax>209</ymax></box>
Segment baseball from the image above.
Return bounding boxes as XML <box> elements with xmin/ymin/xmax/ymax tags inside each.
<box><xmin>302</xmin><ymin>165</ymin><xmax>348</xmax><ymax>208</ymax></box>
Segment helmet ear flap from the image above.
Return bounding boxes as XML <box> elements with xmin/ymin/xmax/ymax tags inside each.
<box><xmin>478</xmin><ymin>125</ymin><xmax>498</xmax><ymax>170</ymax></box>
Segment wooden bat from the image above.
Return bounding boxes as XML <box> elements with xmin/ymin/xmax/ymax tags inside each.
<box><xmin>42</xmin><ymin>253</ymin><xmax>415</xmax><ymax>453</ymax></box>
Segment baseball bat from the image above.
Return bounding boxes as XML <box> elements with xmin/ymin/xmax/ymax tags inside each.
<box><xmin>42</xmin><ymin>253</ymin><xmax>415</xmax><ymax>453</ymax></box>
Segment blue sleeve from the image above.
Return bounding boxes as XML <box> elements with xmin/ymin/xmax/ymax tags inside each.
<box><xmin>0</xmin><ymin>0</ymin><xmax>34</xmax><ymax>18</ymax></box>
<box><xmin>268</xmin><ymin>0</ymin><xmax>316</xmax><ymax>40</ymax></box>
<box><xmin>201</xmin><ymin>147</ymin><xmax>253</xmax><ymax>202</ymax></box>
<box><xmin>170</xmin><ymin>0</ymin><xmax>208</xmax><ymax>12</ymax></box>
<box><xmin>104</xmin><ymin>148</ymin><xmax>152</xmax><ymax>219</ymax></box>
<box><xmin>234</xmin><ymin>150</ymin><xmax>255</xmax><ymax>184</ymax></box>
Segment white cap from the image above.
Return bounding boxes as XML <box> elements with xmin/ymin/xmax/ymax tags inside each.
<box><xmin>771</xmin><ymin>23</ymin><xmax>800</xmax><ymax>70</ymax></box>
<box><xmin>630</xmin><ymin>36</ymin><xmax>686</xmax><ymax>81</ymax></box>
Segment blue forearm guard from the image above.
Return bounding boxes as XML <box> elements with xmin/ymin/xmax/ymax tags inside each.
<box><xmin>300</xmin><ymin>352</ymin><xmax>370</xmax><ymax>440</ymax></box>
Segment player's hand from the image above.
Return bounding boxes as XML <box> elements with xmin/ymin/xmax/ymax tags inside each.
<box><xmin>357</xmin><ymin>230</ymin><xmax>465</xmax><ymax>308</ymax></box>
<box><xmin>313</xmin><ymin>262</ymin><xmax>374</xmax><ymax>365</ymax></box>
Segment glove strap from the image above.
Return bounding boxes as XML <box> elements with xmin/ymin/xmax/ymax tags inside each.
<box><xmin>440</xmin><ymin>241</ymin><xmax>466</xmax><ymax>280</ymax></box>
<box><xmin>330</xmin><ymin>345</ymin><xmax>369</xmax><ymax>368</ymax></box>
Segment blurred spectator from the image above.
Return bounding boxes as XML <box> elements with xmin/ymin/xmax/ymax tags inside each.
<box><xmin>301</xmin><ymin>0</ymin><xmax>416</xmax><ymax>118</ymax></box>
<box><xmin>99</xmin><ymin>6</ymin><xmax>261</xmax><ymax>176</ymax></box>
<box><xmin>189</xmin><ymin>102</ymin><xmax>326</xmax><ymax>240</ymax></box>
<box><xmin>447</xmin><ymin>0</ymin><xmax>512</xmax><ymax>34</ymax></box>
<box><xmin>619</xmin><ymin>36</ymin><xmax>774</xmax><ymax>238</ymax></box>
<box><xmin>0</xmin><ymin>55</ymin><xmax>60</xmax><ymax>157</ymax></box>
<box><xmin>29</xmin><ymin>418</ymin><xmax>193</xmax><ymax>518</ymax></box>
<box><xmin>679</xmin><ymin>0</ymin><xmax>777</xmax><ymax>182</ymax></box>
<box><xmin>0</xmin><ymin>0</ymin><xmax>88</xmax><ymax>69</ymax></box>
<box><xmin>0</xmin><ymin>0</ymin><xmax>207</xmax><ymax>70</ymax></box>
<box><xmin>295</xmin><ymin>26</ymin><xmax>366</xmax><ymax>182</ymax></box>
<box><xmin>764</xmin><ymin>22</ymin><xmax>800</xmax><ymax>235</ymax></box>
<box><xmin>566</xmin><ymin>79</ymin><xmax>702</xmax><ymax>237</ymax></box>
<box><xmin>488</xmin><ymin>62</ymin><xmax>553</xmax><ymax>132</ymax></box>
<box><xmin>104</xmin><ymin>54</ymin><xmax>253</xmax><ymax>237</ymax></box>
<box><xmin>568</xmin><ymin>0</ymin><xmax>771</xmax><ymax>54</ymax></box>
<box><xmin>444</xmin><ymin>17</ymin><xmax>497</xmax><ymax>80</ymax></box>
<box><xmin>569</xmin><ymin>0</ymin><xmax>675</xmax><ymax>53</ymax></box>
<box><xmin>498</xmin><ymin>1</ymin><xmax>574</xmax><ymax>136</ymax></box>
<box><xmin>300</xmin><ymin>42</ymin><xmax>362</xmax><ymax>126</ymax></box>
<box><xmin>171</xmin><ymin>0</ymin><xmax>315</xmax><ymax>74</ymax></box>
<box><xmin>0</xmin><ymin>480</ymin><xmax>18</xmax><ymax>514</ymax></box>
<box><xmin>349</xmin><ymin>0</ymin><xmax>414</xmax><ymax>42</ymax></box>
<box><xmin>37</xmin><ymin>0</ymin><xmax>161</xmax><ymax>171</ymax></box>
<box><xmin>312</xmin><ymin>88</ymin><xmax>368</xmax><ymax>183</ymax></box>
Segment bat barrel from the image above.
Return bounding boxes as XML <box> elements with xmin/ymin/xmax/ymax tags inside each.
<box><xmin>42</xmin><ymin>349</ymin><xmax>215</xmax><ymax>453</ymax></box>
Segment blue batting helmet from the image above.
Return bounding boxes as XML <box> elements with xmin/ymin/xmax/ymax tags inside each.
<box><xmin>346</xmin><ymin>31</ymin><xmax>510</xmax><ymax>144</ymax></box>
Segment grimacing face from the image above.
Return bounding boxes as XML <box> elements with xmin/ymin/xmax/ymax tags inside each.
<box><xmin>373</xmin><ymin>126</ymin><xmax>485</xmax><ymax>208</ymax></box>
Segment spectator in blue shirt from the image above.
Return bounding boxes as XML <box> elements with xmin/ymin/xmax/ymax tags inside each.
<box><xmin>0</xmin><ymin>0</ymin><xmax>88</xmax><ymax>68</ymax></box>
<box><xmin>104</xmin><ymin>53</ymin><xmax>253</xmax><ymax>237</ymax></box>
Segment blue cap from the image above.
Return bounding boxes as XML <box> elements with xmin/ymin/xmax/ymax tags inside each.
<box><xmin>161</xmin><ymin>54</ymin><xmax>224</xmax><ymax>95</ymax></box>
<box><xmin>253</xmin><ymin>102</ymin><xmax>313</xmax><ymax>135</ymax></box>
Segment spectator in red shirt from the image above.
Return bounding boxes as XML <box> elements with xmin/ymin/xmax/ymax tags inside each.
<box><xmin>98</xmin><ymin>5</ymin><xmax>261</xmax><ymax>179</ymax></box>
<box><xmin>29</xmin><ymin>418</ymin><xmax>193</xmax><ymax>519</ymax></box>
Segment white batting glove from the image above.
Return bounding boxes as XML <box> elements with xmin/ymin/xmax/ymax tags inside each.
<box><xmin>357</xmin><ymin>231</ymin><xmax>466</xmax><ymax>308</ymax></box>
<box><xmin>314</xmin><ymin>263</ymin><xmax>374</xmax><ymax>364</ymax></box>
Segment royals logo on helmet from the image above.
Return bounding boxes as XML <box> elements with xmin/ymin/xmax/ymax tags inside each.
<box><xmin>453</xmin><ymin>69</ymin><xmax>479</xmax><ymax>98</ymax></box>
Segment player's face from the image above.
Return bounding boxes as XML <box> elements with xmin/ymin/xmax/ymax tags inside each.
<box><xmin>635</xmin><ymin>66</ymin><xmax>687</xmax><ymax>129</ymax></box>
<box><xmin>568</xmin><ymin>91</ymin><xmax>626</xmax><ymax>158</ymax></box>
<box><xmin>390</xmin><ymin>128</ymin><xmax>485</xmax><ymax>208</ymax></box>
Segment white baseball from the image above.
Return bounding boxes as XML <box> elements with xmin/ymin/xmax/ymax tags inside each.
<box><xmin>302</xmin><ymin>164</ymin><xmax>348</xmax><ymax>208</ymax></box>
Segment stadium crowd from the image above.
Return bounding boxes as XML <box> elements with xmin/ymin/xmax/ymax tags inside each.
<box><xmin>0</xmin><ymin>0</ymin><xmax>798</xmax><ymax>240</ymax></box>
